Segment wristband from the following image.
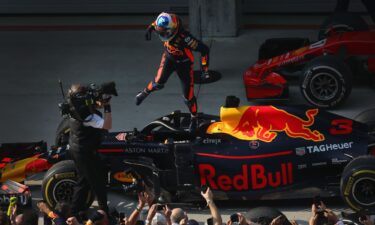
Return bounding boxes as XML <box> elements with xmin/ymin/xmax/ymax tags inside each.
<box><xmin>145</xmin><ymin>219</ymin><xmax>150</xmax><ymax>225</ymax></box>
<box><xmin>206</xmin><ymin>200</ymin><xmax>212</xmax><ymax>206</ymax></box>
<box><xmin>104</xmin><ymin>105</ymin><xmax>111</xmax><ymax>113</ymax></box>
<box><xmin>135</xmin><ymin>206</ymin><xmax>142</xmax><ymax>212</ymax></box>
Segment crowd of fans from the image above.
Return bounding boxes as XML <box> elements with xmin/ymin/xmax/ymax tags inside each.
<box><xmin>0</xmin><ymin>188</ymin><xmax>373</xmax><ymax>225</ymax></box>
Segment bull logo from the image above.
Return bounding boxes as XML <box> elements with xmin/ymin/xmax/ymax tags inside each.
<box><xmin>207</xmin><ymin>106</ymin><xmax>325</xmax><ymax>142</ymax></box>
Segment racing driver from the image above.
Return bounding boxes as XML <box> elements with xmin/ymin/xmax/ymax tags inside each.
<box><xmin>135</xmin><ymin>12</ymin><xmax>210</xmax><ymax>131</ymax></box>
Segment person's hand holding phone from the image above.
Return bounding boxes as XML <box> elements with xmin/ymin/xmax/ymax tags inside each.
<box><xmin>163</xmin><ymin>205</ymin><xmax>172</xmax><ymax>219</ymax></box>
<box><xmin>201</xmin><ymin>186</ymin><xmax>213</xmax><ymax>204</ymax></box>
<box><xmin>146</xmin><ymin>204</ymin><xmax>158</xmax><ymax>223</ymax></box>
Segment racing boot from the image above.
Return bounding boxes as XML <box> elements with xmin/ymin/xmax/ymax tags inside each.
<box><xmin>189</xmin><ymin>115</ymin><xmax>198</xmax><ymax>133</ymax></box>
<box><xmin>135</xmin><ymin>90</ymin><xmax>149</xmax><ymax>105</ymax></box>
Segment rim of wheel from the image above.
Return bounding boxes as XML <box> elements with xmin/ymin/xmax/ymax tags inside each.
<box><xmin>352</xmin><ymin>177</ymin><xmax>375</xmax><ymax>206</ymax></box>
<box><xmin>52</xmin><ymin>179</ymin><xmax>76</xmax><ymax>203</ymax></box>
<box><xmin>310</xmin><ymin>72</ymin><xmax>339</xmax><ymax>101</ymax></box>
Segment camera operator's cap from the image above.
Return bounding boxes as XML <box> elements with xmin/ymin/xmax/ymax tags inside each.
<box><xmin>151</xmin><ymin>213</ymin><xmax>167</xmax><ymax>225</ymax></box>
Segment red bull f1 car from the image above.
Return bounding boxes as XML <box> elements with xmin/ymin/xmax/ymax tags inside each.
<box><xmin>41</xmin><ymin>96</ymin><xmax>375</xmax><ymax>213</ymax></box>
<box><xmin>0</xmin><ymin>142</ymin><xmax>57</xmax><ymax>209</ymax></box>
<box><xmin>243</xmin><ymin>31</ymin><xmax>375</xmax><ymax>108</ymax></box>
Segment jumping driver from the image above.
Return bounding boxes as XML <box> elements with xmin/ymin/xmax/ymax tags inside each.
<box><xmin>135</xmin><ymin>12</ymin><xmax>210</xmax><ymax>131</ymax></box>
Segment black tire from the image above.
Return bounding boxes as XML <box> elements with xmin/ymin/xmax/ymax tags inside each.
<box><xmin>300</xmin><ymin>55</ymin><xmax>352</xmax><ymax>108</ymax></box>
<box><xmin>245</xmin><ymin>207</ymin><xmax>285</xmax><ymax>225</ymax></box>
<box><xmin>354</xmin><ymin>109</ymin><xmax>375</xmax><ymax>131</ymax></box>
<box><xmin>42</xmin><ymin>160</ymin><xmax>94</xmax><ymax>209</ymax></box>
<box><xmin>55</xmin><ymin>117</ymin><xmax>70</xmax><ymax>146</ymax></box>
<box><xmin>318</xmin><ymin>12</ymin><xmax>369</xmax><ymax>40</ymax></box>
<box><xmin>340</xmin><ymin>155</ymin><xmax>375</xmax><ymax>213</ymax></box>
<box><xmin>258</xmin><ymin>38</ymin><xmax>310</xmax><ymax>60</ymax></box>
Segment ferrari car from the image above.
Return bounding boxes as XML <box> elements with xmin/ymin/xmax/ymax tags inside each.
<box><xmin>43</xmin><ymin>96</ymin><xmax>375</xmax><ymax>213</ymax></box>
<box><xmin>243</xmin><ymin>13</ymin><xmax>375</xmax><ymax>108</ymax></box>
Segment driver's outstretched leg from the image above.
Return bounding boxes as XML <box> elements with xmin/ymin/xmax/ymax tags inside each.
<box><xmin>135</xmin><ymin>52</ymin><xmax>174</xmax><ymax>105</ymax></box>
<box><xmin>176</xmin><ymin>60</ymin><xmax>198</xmax><ymax>131</ymax></box>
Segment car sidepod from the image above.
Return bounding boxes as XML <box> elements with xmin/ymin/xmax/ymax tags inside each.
<box><xmin>192</xmin><ymin>105</ymin><xmax>369</xmax><ymax>200</ymax></box>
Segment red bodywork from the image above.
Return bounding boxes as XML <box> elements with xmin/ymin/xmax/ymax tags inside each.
<box><xmin>244</xmin><ymin>31</ymin><xmax>375</xmax><ymax>99</ymax></box>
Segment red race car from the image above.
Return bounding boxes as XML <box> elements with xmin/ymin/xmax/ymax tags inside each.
<box><xmin>244</xmin><ymin>18</ymin><xmax>375</xmax><ymax>108</ymax></box>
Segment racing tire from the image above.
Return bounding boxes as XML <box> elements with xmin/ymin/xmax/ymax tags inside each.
<box><xmin>246</xmin><ymin>207</ymin><xmax>286</xmax><ymax>225</ymax></box>
<box><xmin>318</xmin><ymin>12</ymin><xmax>369</xmax><ymax>40</ymax></box>
<box><xmin>300</xmin><ymin>55</ymin><xmax>352</xmax><ymax>108</ymax></box>
<box><xmin>340</xmin><ymin>155</ymin><xmax>375</xmax><ymax>213</ymax></box>
<box><xmin>42</xmin><ymin>160</ymin><xmax>94</xmax><ymax>209</ymax></box>
<box><xmin>55</xmin><ymin>117</ymin><xmax>70</xmax><ymax>146</ymax></box>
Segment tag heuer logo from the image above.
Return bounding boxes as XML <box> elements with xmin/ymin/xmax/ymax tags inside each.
<box><xmin>295</xmin><ymin>147</ymin><xmax>306</xmax><ymax>156</ymax></box>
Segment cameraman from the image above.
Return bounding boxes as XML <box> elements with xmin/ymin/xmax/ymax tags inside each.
<box><xmin>68</xmin><ymin>84</ymin><xmax>113</xmax><ymax>217</ymax></box>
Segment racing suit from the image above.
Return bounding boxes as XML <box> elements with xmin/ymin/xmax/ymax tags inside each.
<box><xmin>142</xmin><ymin>24</ymin><xmax>210</xmax><ymax>116</ymax></box>
<box><xmin>69</xmin><ymin>109</ymin><xmax>108</xmax><ymax>215</ymax></box>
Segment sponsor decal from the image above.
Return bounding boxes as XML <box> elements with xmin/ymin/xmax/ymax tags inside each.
<box><xmin>124</xmin><ymin>147</ymin><xmax>169</xmax><ymax>154</ymax></box>
<box><xmin>0</xmin><ymin>194</ymin><xmax>29</xmax><ymax>206</ymax></box>
<box><xmin>295</xmin><ymin>142</ymin><xmax>353</xmax><ymax>155</ymax></box>
<box><xmin>55</xmin><ymin>172</ymin><xmax>76</xmax><ymax>179</ymax></box>
<box><xmin>311</xmin><ymin>162</ymin><xmax>327</xmax><ymax>167</ymax></box>
<box><xmin>331</xmin><ymin>158</ymin><xmax>348</xmax><ymax>165</ymax></box>
<box><xmin>113</xmin><ymin>172</ymin><xmax>134</xmax><ymax>183</ymax></box>
<box><xmin>309</xmin><ymin>39</ymin><xmax>327</xmax><ymax>49</ymax></box>
<box><xmin>199</xmin><ymin>162</ymin><xmax>293</xmax><ymax>191</ymax></box>
<box><xmin>249</xmin><ymin>140</ymin><xmax>260</xmax><ymax>149</ymax></box>
<box><xmin>99</xmin><ymin>146</ymin><xmax>169</xmax><ymax>154</ymax></box>
<box><xmin>207</xmin><ymin>106</ymin><xmax>325</xmax><ymax>142</ymax></box>
<box><xmin>297</xmin><ymin>164</ymin><xmax>307</xmax><ymax>170</ymax></box>
<box><xmin>203</xmin><ymin>138</ymin><xmax>222</xmax><ymax>145</ymax></box>
<box><xmin>279</xmin><ymin>55</ymin><xmax>304</xmax><ymax>66</ymax></box>
<box><xmin>295</xmin><ymin>147</ymin><xmax>306</xmax><ymax>156</ymax></box>
<box><xmin>306</xmin><ymin>142</ymin><xmax>353</xmax><ymax>153</ymax></box>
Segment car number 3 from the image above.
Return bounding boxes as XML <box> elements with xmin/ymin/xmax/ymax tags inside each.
<box><xmin>330</xmin><ymin>119</ymin><xmax>353</xmax><ymax>135</ymax></box>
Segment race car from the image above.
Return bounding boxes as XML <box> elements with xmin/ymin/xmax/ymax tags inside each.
<box><xmin>0</xmin><ymin>141</ymin><xmax>63</xmax><ymax>183</ymax></box>
<box><xmin>243</xmin><ymin>13</ymin><xmax>375</xmax><ymax>108</ymax></box>
<box><xmin>43</xmin><ymin>96</ymin><xmax>375</xmax><ymax>213</ymax></box>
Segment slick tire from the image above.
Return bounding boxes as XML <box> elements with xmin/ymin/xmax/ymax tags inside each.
<box><xmin>246</xmin><ymin>207</ymin><xmax>285</xmax><ymax>225</ymax></box>
<box><xmin>300</xmin><ymin>55</ymin><xmax>352</xmax><ymax>108</ymax></box>
<box><xmin>340</xmin><ymin>155</ymin><xmax>375</xmax><ymax>213</ymax></box>
<box><xmin>42</xmin><ymin>160</ymin><xmax>94</xmax><ymax>209</ymax></box>
<box><xmin>55</xmin><ymin>117</ymin><xmax>70</xmax><ymax>146</ymax></box>
<box><xmin>318</xmin><ymin>12</ymin><xmax>369</xmax><ymax>40</ymax></box>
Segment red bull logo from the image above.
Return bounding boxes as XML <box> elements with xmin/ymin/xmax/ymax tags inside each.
<box><xmin>207</xmin><ymin>106</ymin><xmax>325</xmax><ymax>142</ymax></box>
<box><xmin>199</xmin><ymin>162</ymin><xmax>293</xmax><ymax>191</ymax></box>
